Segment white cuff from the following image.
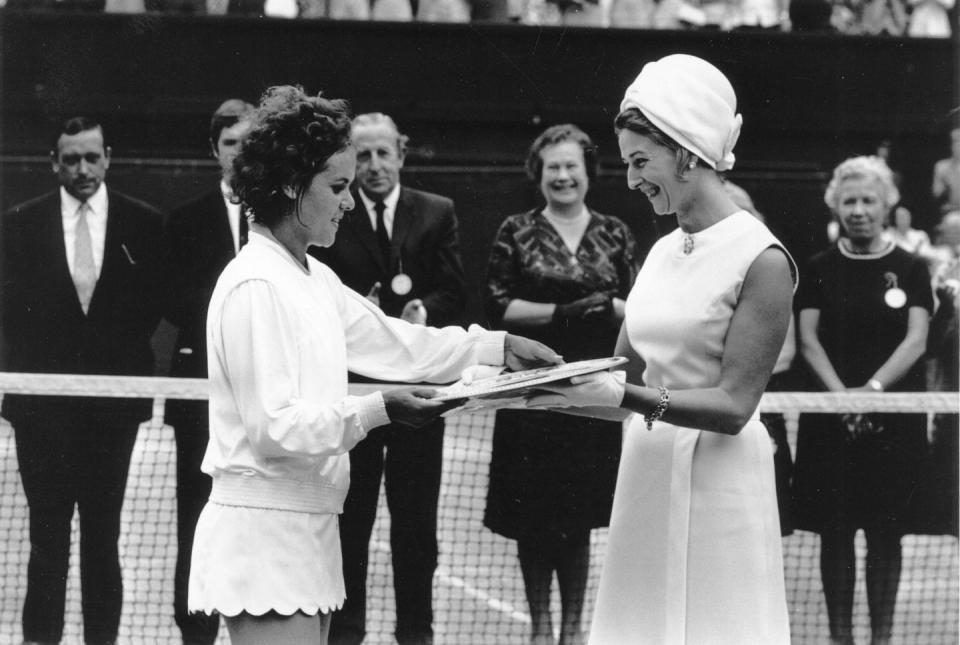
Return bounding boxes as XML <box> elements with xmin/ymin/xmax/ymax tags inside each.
<box><xmin>355</xmin><ymin>391</ymin><xmax>391</xmax><ymax>432</ymax></box>
<box><xmin>469</xmin><ymin>325</ymin><xmax>507</xmax><ymax>367</ymax></box>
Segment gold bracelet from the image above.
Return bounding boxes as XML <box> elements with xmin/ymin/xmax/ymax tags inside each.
<box><xmin>646</xmin><ymin>386</ymin><xmax>670</xmax><ymax>431</ymax></box>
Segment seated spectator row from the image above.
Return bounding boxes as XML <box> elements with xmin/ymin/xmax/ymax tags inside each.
<box><xmin>2</xmin><ymin>0</ymin><xmax>953</xmax><ymax>35</ymax></box>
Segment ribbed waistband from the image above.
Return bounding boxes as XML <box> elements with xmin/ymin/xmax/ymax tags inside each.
<box><xmin>210</xmin><ymin>473</ymin><xmax>347</xmax><ymax>514</ymax></box>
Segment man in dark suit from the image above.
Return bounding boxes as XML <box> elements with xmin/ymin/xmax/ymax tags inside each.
<box><xmin>311</xmin><ymin>113</ymin><xmax>466</xmax><ymax>645</ymax></box>
<box><xmin>159</xmin><ymin>98</ymin><xmax>253</xmax><ymax>645</ymax></box>
<box><xmin>1</xmin><ymin>116</ymin><xmax>163</xmax><ymax>645</ymax></box>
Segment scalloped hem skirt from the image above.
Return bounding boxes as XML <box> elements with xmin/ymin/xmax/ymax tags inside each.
<box><xmin>188</xmin><ymin>502</ymin><xmax>345</xmax><ymax>617</ymax></box>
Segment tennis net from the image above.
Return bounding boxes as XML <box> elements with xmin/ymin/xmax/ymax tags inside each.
<box><xmin>0</xmin><ymin>374</ymin><xmax>956</xmax><ymax>644</ymax></box>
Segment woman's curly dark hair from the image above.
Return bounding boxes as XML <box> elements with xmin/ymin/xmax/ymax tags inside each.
<box><xmin>525</xmin><ymin>123</ymin><xmax>599</xmax><ymax>185</ymax></box>
<box><xmin>231</xmin><ymin>85</ymin><xmax>352</xmax><ymax>226</ymax></box>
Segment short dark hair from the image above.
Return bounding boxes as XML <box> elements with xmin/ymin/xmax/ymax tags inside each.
<box><xmin>231</xmin><ymin>85</ymin><xmax>352</xmax><ymax>227</ymax></box>
<box><xmin>52</xmin><ymin>116</ymin><xmax>105</xmax><ymax>153</ymax></box>
<box><xmin>525</xmin><ymin>123</ymin><xmax>598</xmax><ymax>184</ymax></box>
<box><xmin>614</xmin><ymin>108</ymin><xmax>699</xmax><ymax>178</ymax></box>
<box><xmin>209</xmin><ymin>98</ymin><xmax>255</xmax><ymax>146</ymax></box>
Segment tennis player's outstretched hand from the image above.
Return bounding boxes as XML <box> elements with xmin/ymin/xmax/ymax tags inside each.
<box><xmin>504</xmin><ymin>334</ymin><xmax>563</xmax><ymax>372</ymax></box>
<box><xmin>383</xmin><ymin>387</ymin><xmax>463</xmax><ymax>428</ymax></box>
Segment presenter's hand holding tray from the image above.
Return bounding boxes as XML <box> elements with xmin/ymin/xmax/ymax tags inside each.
<box><xmin>435</xmin><ymin>357</ymin><xmax>628</xmax><ymax>414</ymax></box>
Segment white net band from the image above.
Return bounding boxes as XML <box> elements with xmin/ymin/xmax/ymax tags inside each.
<box><xmin>0</xmin><ymin>371</ymin><xmax>955</xmax><ymax>643</ymax></box>
<box><xmin>0</xmin><ymin>372</ymin><xmax>955</xmax><ymax>414</ymax></box>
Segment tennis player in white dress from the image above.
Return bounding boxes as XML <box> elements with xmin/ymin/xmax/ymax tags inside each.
<box><xmin>530</xmin><ymin>54</ymin><xmax>796</xmax><ymax>645</ymax></box>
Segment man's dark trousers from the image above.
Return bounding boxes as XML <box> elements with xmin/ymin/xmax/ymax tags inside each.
<box><xmin>14</xmin><ymin>402</ymin><xmax>139</xmax><ymax>644</ymax></box>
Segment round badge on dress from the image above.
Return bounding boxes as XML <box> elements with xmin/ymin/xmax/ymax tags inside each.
<box><xmin>884</xmin><ymin>287</ymin><xmax>907</xmax><ymax>309</ymax></box>
<box><xmin>391</xmin><ymin>273</ymin><xmax>413</xmax><ymax>296</ymax></box>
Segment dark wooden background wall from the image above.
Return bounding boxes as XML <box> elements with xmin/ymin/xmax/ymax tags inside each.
<box><xmin>2</xmin><ymin>11</ymin><xmax>957</xmax><ymax>328</ymax></box>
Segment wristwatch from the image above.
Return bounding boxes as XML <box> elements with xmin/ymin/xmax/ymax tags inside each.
<box><xmin>867</xmin><ymin>378</ymin><xmax>885</xmax><ymax>392</ymax></box>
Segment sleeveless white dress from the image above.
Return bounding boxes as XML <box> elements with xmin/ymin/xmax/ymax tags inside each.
<box><xmin>588</xmin><ymin>211</ymin><xmax>793</xmax><ymax>645</ymax></box>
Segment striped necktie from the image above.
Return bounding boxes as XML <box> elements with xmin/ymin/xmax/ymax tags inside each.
<box><xmin>72</xmin><ymin>202</ymin><xmax>97</xmax><ymax>314</ymax></box>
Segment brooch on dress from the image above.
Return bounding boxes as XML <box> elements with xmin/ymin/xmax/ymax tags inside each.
<box><xmin>682</xmin><ymin>234</ymin><xmax>694</xmax><ymax>255</ymax></box>
<box><xmin>883</xmin><ymin>271</ymin><xmax>906</xmax><ymax>309</ymax></box>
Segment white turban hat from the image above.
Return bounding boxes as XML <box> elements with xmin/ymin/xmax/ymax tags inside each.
<box><xmin>620</xmin><ymin>54</ymin><xmax>743</xmax><ymax>172</ymax></box>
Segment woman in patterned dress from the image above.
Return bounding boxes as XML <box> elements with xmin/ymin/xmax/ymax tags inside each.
<box><xmin>483</xmin><ymin>124</ymin><xmax>641</xmax><ymax>645</ymax></box>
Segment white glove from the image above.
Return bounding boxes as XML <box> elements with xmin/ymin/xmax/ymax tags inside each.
<box><xmin>433</xmin><ymin>366</ymin><xmax>504</xmax><ymax>403</ymax></box>
<box><xmin>401</xmin><ymin>299</ymin><xmax>428</xmax><ymax>325</ymax></box>
<box><xmin>457</xmin><ymin>364</ymin><xmax>506</xmax><ymax>386</ymax></box>
<box><xmin>436</xmin><ymin>365</ymin><xmax>510</xmax><ymax>415</ymax></box>
<box><xmin>526</xmin><ymin>370</ymin><xmax>626</xmax><ymax>409</ymax></box>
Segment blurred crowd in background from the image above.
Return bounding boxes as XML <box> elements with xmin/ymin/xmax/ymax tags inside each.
<box><xmin>1</xmin><ymin>0</ymin><xmax>954</xmax><ymax>37</ymax></box>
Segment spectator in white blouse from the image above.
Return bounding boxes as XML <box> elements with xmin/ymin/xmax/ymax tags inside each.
<box><xmin>185</xmin><ymin>85</ymin><xmax>560</xmax><ymax>645</ymax></box>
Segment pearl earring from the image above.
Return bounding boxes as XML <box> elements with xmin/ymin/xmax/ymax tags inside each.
<box><xmin>688</xmin><ymin>160</ymin><xmax>697</xmax><ymax>170</ymax></box>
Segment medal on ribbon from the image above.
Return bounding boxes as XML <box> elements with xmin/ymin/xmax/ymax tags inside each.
<box><xmin>391</xmin><ymin>256</ymin><xmax>413</xmax><ymax>296</ymax></box>
<box><xmin>391</xmin><ymin>273</ymin><xmax>412</xmax><ymax>296</ymax></box>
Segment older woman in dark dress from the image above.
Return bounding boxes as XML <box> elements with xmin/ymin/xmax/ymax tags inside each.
<box><xmin>792</xmin><ymin>155</ymin><xmax>932</xmax><ymax>645</ymax></box>
<box><xmin>482</xmin><ymin>124</ymin><xmax>642</xmax><ymax>645</ymax></box>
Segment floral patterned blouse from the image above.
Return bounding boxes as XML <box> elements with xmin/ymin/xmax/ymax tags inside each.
<box><xmin>484</xmin><ymin>208</ymin><xmax>640</xmax><ymax>361</ymax></box>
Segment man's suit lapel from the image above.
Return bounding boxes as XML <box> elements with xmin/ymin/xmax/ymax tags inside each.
<box><xmin>91</xmin><ymin>192</ymin><xmax>126</xmax><ymax>316</ymax></box>
<box><xmin>44</xmin><ymin>194</ymin><xmax>70</xmax><ymax>276</ymax></box>
<box><xmin>391</xmin><ymin>188</ymin><xmax>414</xmax><ymax>260</ymax></box>
<box><xmin>350</xmin><ymin>196</ymin><xmax>389</xmax><ymax>273</ymax></box>
<box><xmin>209</xmin><ymin>190</ymin><xmax>236</xmax><ymax>258</ymax></box>
<box><xmin>44</xmin><ymin>194</ymin><xmax>86</xmax><ymax>314</ymax></box>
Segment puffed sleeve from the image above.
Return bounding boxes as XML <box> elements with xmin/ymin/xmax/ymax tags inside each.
<box><xmin>217</xmin><ymin>279</ymin><xmax>390</xmax><ymax>459</ymax></box>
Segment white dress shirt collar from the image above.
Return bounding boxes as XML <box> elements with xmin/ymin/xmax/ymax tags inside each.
<box><xmin>359</xmin><ymin>184</ymin><xmax>401</xmax><ymax>237</ymax></box>
<box><xmin>61</xmin><ymin>182</ymin><xmax>108</xmax><ymax>219</ymax></box>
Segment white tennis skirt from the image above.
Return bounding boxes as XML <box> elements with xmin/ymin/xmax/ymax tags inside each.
<box><xmin>188</xmin><ymin>502</ymin><xmax>345</xmax><ymax>617</ymax></box>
